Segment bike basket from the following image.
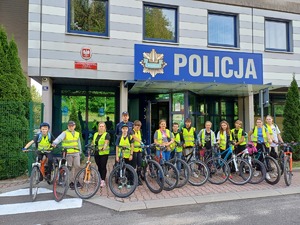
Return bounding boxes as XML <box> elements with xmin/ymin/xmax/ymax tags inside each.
<box><xmin>247</xmin><ymin>142</ymin><xmax>257</xmax><ymax>155</ymax></box>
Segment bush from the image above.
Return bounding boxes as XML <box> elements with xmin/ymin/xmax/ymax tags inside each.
<box><xmin>0</xmin><ymin>26</ymin><xmax>31</xmax><ymax>179</ymax></box>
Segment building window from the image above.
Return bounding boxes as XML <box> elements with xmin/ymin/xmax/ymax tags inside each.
<box><xmin>265</xmin><ymin>19</ymin><xmax>291</xmax><ymax>52</ymax></box>
<box><xmin>208</xmin><ymin>13</ymin><xmax>237</xmax><ymax>47</ymax></box>
<box><xmin>68</xmin><ymin>0</ymin><xmax>108</xmax><ymax>36</ymax></box>
<box><xmin>144</xmin><ymin>4</ymin><xmax>177</xmax><ymax>43</ymax></box>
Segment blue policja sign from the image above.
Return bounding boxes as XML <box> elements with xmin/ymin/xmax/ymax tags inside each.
<box><xmin>134</xmin><ymin>44</ymin><xmax>263</xmax><ymax>84</ymax></box>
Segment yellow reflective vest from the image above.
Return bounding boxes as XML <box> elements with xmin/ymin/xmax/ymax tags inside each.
<box><xmin>231</xmin><ymin>128</ymin><xmax>246</xmax><ymax>146</ymax></box>
<box><xmin>133</xmin><ymin>130</ymin><xmax>142</xmax><ymax>153</ymax></box>
<box><xmin>38</xmin><ymin>135</ymin><xmax>52</xmax><ymax>151</ymax></box>
<box><xmin>156</xmin><ymin>129</ymin><xmax>171</xmax><ymax>150</ymax></box>
<box><xmin>62</xmin><ymin>130</ymin><xmax>80</xmax><ymax>154</ymax></box>
<box><xmin>219</xmin><ymin>131</ymin><xmax>232</xmax><ymax>151</ymax></box>
<box><xmin>182</xmin><ymin>127</ymin><xmax>196</xmax><ymax>147</ymax></box>
<box><xmin>118</xmin><ymin>135</ymin><xmax>132</xmax><ymax>159</ymax></box>
<box><xmin>170</xmin><ymin>132</ymin><xmax>183</xmax><ymax>152</ymax></box>
<box><xmin>199</xmin><ymin>129</ymin><xmax>216</xmax><ymax>147</ymax></box>
<box><xmin>252</xmin><ymin>126</ymin><xmax>270</xmax><ymax>147</ymax></box>
<box><xmin>93</xmin><ymin>132</ymin><xmax>109</xmax><ymax>155</ymax></box>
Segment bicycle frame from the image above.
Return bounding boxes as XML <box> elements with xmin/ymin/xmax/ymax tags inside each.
<box><xmin>184</xmin><ymin>146</ymin><xmax>198</xmax><ymax>163</ymax></box>
<box><xmin>279</xmin><ymin>143</ymin><xmax>294</xmax><ymax>173</ymax></box>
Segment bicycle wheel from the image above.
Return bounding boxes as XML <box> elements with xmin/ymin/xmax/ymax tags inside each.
<box><xmin>264</xmin><ymin>156</ymin><xmax>281</xmax><ymax>185</ymax></box>
<box><xmin>227</xmin><ymin>158</ymin><xmax>252</xmax><ymax>185</ymax></box>
<box><xmin>162</xmin><ymin>161</ymin><xmax>178</xmax><ymax>191</ymax></box>
<box><xmin>169</xmin><ymin>158</ymin><xmax>190</xmax><ymax>188</ymax></box>
<box><xmin>206</xmin><ymin>157</ymin><xmax>229</xmax><ymax>185</ymax></box>
<box><xmin>108</xmin><ymin>164</ymin><xmax>138</xmax><ymax>198</ymax></box>
<box><xmin>188</xmin><ymin>160</ymin><xmax>209</xmax><ymax>186</ymax></box>
<box><xmin>248</xmin><ymin>158</ymin><xmax>266</xmax><ymax>184</ymax></box>
<box><xmin>283</xmin><ymin>157</ymin><xmax>292</xmax><ymax>186</ymax></box>
<box><xmin>74</xmin><ymin>166</ymin><xmax>101</xmax><ymax>199</ymax></box>
<box><xmin>143</xmin><ymin>160</ymin><xmax>164</xmax><ymax>193</ymax></box>
<box><xmin>30</xmin><ymin>166</ymin><xmax>40</xmax><ymax>201</ymax></box>
<box><xmin>53</xmin><ymin>165</ymin><xmax>69</xmax><ymax>202</ymax></box>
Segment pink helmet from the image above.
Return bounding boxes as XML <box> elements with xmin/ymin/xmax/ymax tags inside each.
<box><xmin>247</xmin><ymin>142</ymin><xmax>258</xmax><ymax>155</ymax></box>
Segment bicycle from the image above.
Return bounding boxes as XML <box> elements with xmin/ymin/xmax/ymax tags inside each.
<box><xmin>218</xmin><ymin>143</ymin><xmax>253</xmax><ymax>185</ymax></box>
<box><xmin>140</xmin><ymin>144</ymin><xmax>164</xmax><ymax>193</ymax></box>
<box><xmin>168</xmin><ymin>144</ymin><xmax>190</xmax><ymax>188</ymax></box>
<box><xmin>52</xmin><ymin>147</ymin><xmax>70</xmax><ymax>202</ymax></box>
<box><xmin>108</xmin><ymin>146</ymin><xmax>138</xmax><ymax>198</ymax></box>
<box><xmin>22</xmin><ymin>148</ymin><xmax>57</xmax><ymax>201</ymax></box>
<box><xmin>182</xmin><ymin>146</ymin><xmax>209</xmax><ymax>186</ymax></box>
<box><xmin>74</xmin><ymin>144</ymin><xmax>101</xmax><ymax>199</ymax></box>
<box><xmin>236</xmin><ymin>142</ymin><xmax>266</xmax><ymax>184</ymax></box>
<box><xmin>155</xmin><ymin>145</ymin><xmax>179</xmax><ymax>191</ymax></box>
<box><xmin>254</xmin><ymin>141</ymin><xmax>280</xmax><ymax>185</ymax></box>
<box><xmin>278</xmin><ymin>142</ymin><xmax>297</xmax><ymax>186</ymax></box>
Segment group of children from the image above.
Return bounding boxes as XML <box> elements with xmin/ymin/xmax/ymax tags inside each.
<box><xmin>24</xmin><ymin>112</ymin><xmax>283</xmax><ymax>189</ymax></box>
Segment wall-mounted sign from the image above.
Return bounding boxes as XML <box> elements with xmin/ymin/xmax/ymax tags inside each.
<box><xmin>99</xmin><ymin>107</ymin><xmax>105</xmax><ymax>116</ymax></box>
<box><xmin>42</xmin><ymin>86</ymin><xmax>48</xmax><ymax>91</ymax></box>
<box><xmin>75</xmin><ymin>61</ymin><xmax>97</xmax><ymax>70</ymax></box>
<box><xmin>135</xmin><ymin>44</ymin><xmax>263</xmax><ymax>85</ymax></box>
<box><xmin>81</xmin><ymin>47</ymin><xmax>92</xmax><ymax>60</ymax></box>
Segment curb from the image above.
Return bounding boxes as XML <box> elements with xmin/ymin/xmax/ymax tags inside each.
<box><xmin>85</xmin><ymin>186</ymin><xmax>300</xmax><ymax>212</ymax></box>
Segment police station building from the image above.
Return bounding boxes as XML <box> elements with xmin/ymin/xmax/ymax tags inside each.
<box><xmin>1</xmin><ymin>0</ymin><xmax>300</xmax><ymax>144</ymax></box>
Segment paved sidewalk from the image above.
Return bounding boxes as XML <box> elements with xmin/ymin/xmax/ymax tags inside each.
<box><xmin>1</xmin><ymin>157</ymin><xmax>300</xmax><ymax>212</ymax></box>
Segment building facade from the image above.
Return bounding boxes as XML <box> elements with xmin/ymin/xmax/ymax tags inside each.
<box><xmin>1</xmin><ymin>0</ymin><xmax>300</xmax><ymax>145</ymax></box>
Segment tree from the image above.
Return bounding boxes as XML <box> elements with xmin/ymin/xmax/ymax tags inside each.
<box><xmin>282</xmin><ymin>75</ymin><xmax>300</xmax><ymax>142</ymax></box>
<box><xmin>68</xmin><ymin>101</ymin><xmax>82</xmax><ymax>133</ymax></box>
<box><xmin>144</xmin><ymin>7</ymin><xmax>174</xmax><ymax>40</ymax></box>
<box><xmin>282</xmin><ymin>75</ymin><xmax>300</xmax><ymax>160</ymax></box>
<box><xmin>0</xmin><ymin>26</ymin><xmax>32</xmax><ymax>179</ymax></box>
<box><xmin>31</xmin><ymin>85</ymin><xmax>42</xmax><ymax>103</ymax></box>
<box><xmin>70</xmin><ymin>0</ymin><xmax>106</xmax><ymax>33</ymax></box>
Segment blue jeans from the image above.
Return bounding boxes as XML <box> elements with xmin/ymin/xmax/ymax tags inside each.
<box><xmin>175</xmin><ymin>152</ymin><xmax>182</xmax><ymax>171</ymax></box>
<box><xmin>156</xmin><ymin>150</ymin><xmax>171</xmax><ymax>162</ymax></box>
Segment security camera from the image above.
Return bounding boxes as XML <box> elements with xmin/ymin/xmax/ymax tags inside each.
<box><xmin>42</xmin><ymin>77</ymin><xmax>48</xmax><ymax>82</ymax></box>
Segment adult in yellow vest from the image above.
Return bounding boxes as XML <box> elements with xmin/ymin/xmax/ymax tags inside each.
<box><xmin>115</xmin><ymin>123</ymin><xmax>134</xmax><ymax>188</ymax></box>
<box><xmin>154</xmin><ymin>119</ymin><xmax>174</xmax><ymax>161</ymax></box>
<box><xmin>231</xmin><ymin>120</ymin><xmax>247</xmax><ymax>155</ymax></box>
<box><xmin>217</xmin><ymin>120</ymin><xmax>233</xmax><ymax>152</ymax></box>
<box><xmin>265</xmin><ymin>115</ymin><xmax>283</xmax><ymax>158</ymax></box>
<box><xmin>170</xmin><ymin>122</ymin><xmax>184</xmax><ymax>170</ymax></box>
<box><xmin>182</xmin><ymin>118</ymin><xmax>197</xmax><ymax>156</ymax></box>
<box><xmin>92</xmin><ymin>121</ymin><xmax>110</xmax><ymax>188</ymax></box>
<box><xmin>248</xmin><ymin>118</ymin><xmax>272</xmax><ymax>151</ymax></box>
<box><xmin>52</xmin><ymin>121</ymin><xmax>82</xmax><ymax>190</ymax></box>
<box><xmin>131</xmin><ymin>120</ymin><xmax>144</xmax><ymax>185</ymax></box>
<box><xmin>23</xmin><ymin>122</ymin><xmax>54</xmax><ymax>180</ymax></box>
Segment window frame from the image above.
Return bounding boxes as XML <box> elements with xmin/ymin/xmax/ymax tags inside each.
<box><xmin>264</xmin><ymin>18</ymin><xmax>291</xmax><ymax>52</ymax></box>
<box><xmin>67</xmin><ymin>0</ymin><xmax>109</xmax><ymax>37</ymax></box>
<box><xmin>143</xmin><ymin>3</ymin><xmax>178</xmax><ymax>43</ymax></box>
<box><xmin>207</xmin><ymin>12</ymin><xmax>239</xmax><ymax>48</ymax></box>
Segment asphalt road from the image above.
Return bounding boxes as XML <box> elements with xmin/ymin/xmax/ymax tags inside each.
<box><xmin>1</xmin><ymin>193</ymin><xmax>299</xmax><ymax>225</ymax></box>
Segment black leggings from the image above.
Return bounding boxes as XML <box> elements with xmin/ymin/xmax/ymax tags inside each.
<box><xmin>94</xmin><ymin>154</ymin><xmax>109</xmax><ymax>181</ymax></box>
<box><xmin>131</xmin><ymin>152</ymin><xmax>142</xmax><ymax>169</ymax></box>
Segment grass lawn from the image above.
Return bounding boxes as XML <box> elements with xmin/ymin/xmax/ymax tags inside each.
<box><xmin>293</xmin><ymin>160</ymin><xmax>300</xmax><ymax>168</ymax></box>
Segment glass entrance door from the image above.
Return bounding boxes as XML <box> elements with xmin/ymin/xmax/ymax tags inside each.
<box><xmin>57</xmin><ymin>90</ymin><xmax>116</xmax><ymax>151</ymax></box>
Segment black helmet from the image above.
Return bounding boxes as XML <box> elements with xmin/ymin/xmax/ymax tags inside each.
<box><xmin>40</xmin><ymin>122</ymin><xmax>50</xmax><ymax>129</ymax></box>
